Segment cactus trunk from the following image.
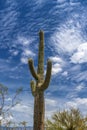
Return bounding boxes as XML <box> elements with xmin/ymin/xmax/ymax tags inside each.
<box><xmin>28</xmin><ymin>30</ymin><xmax>52</xmax><ymax>130</ymax></box>
<box><xmin>34</xmin><ymin>92</ymin><xmax>44</xmax><ymax>130</ymax></box>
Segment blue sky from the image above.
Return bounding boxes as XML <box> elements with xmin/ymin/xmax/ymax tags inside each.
<box><xmin>0</xmin><ymin>0</ymin><xmax>87</xmax><ymax>126</ymax></box>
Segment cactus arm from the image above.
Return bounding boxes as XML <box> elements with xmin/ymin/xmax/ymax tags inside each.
<box><xmin>30</xmin><ymin>80</ymin><xmax>36</xmax><ymax>96</ymax></box>
<box><xmin>28</xmin><ymin>59</ymin><xmax>39</xmax><ymax>80</ymax></box>
<box><xmin>37</xmin><ymin>30</ymin><xmax>44</xmax><ymax>78</ymax></box>
<box><xmin>40</xmin><ymin>60</ymin><xmax>52</xmax><ymax>91</ymax></box>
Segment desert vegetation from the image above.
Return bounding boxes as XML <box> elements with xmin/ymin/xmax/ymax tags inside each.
<box><xmin>45</xmin><ymin>108</ymin><xmax>87</xmax><ymax>130</ymax></box>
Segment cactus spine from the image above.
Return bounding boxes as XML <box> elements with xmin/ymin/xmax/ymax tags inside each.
<box><xmin>28</xmin><ymin>30</ymin><xmax>52</xmax><ymax>130</ymax></box>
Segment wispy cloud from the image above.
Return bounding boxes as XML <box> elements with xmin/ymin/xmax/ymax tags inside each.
<box><xmin>71</xmin><ymin>43</ymin><xmax>87</xmax><ymax>63</ymax></box>
<box><xmin>50</xmin><ymin>23</ymin><xmax>84</xmax><ymax>55</ymax></box>
<box><xmin>66</xmin><ymin>83</ymin><xmax>86</xmax><ymax>99</ymax></box>
<box><xmin>62</xmin><ymin>71</ymin><xmax>68</xmax><ymax>76</ymax></box>
<box><xmin>57</xmin><ymin>0</ymin><xmax>66</xmax><ymax>4</ymax></box>
<box><xmin>73</xmin><ymin>71</ymin><xmax>87</xmax><ymax>82</ymax></box>
<box><xmin>50</xmin><ymin>4</ymin><xmax>87</xmax><ymax>57</ymax></box>
<box><xmin>70</xmin><ymin>1</ymin><xmax>80</xmax><ymax>6</ymax></box>
<box><xmin>75</xmin><ymin>84</ymin><xmax>85</xmax><ymax>92</ymax></box>
<box><xmin>66</xmin><ymin>62</ymin><xmax>86</xmax><ymax>83</ymax></box>
<box><xmin>0</xmin><ymin>59</ymin><xmax>11</xmax><ymax>72</ymax></box>
<box><xmin>17</xmin><ymin>36</ymin><xmax>36</xmax><ymax>64</ymax></box>
<box><xmin>9</xmin><ymin>49</ymin><xmax>19</xmax><ymax>56</ymax></box>
<box><xmin>49</xmin><ymin>56</ymin><xmax>65</xmax><ymax>75</ymax></box>
<box><xmin>45</xmin><ymin>96</ymin><xmax>87</xmax><ymax>119</ymax></box>
<box><xmin>49</xmin><ymin>8</ymin><xmax>87</xmax><ymax>91</ymax></box>
<box><xmin>18</xmin><ymin>36</ymin><xmax>33</xmax><ymax>47</ymax></box>
<box><xmin>0</xmin><ymin>0</ymin><xmax>18</xmax><ymax>47</ymax></box>
<box><xmin>34</xmin><ymin>0</ymin><xmax>49</xmax><ymax>6</ymax></box>
<box><xmin>45</xmin><ymin>98</ymin><xmax>58</xmax><ymax>119</ymax></box>
<box><xmin>66</xmin><ymin>97</ymin><xmax>87</xmax><ymax>115</ymax></box>
<box><xmin>0</xmin><ymin>58</ymin><xmax>28</xmax><ymax>81</ymax></box>
<box><xmin>21</xmin><ymin>49</ymin><xmax>35</xmax><ymax>64</ymax></box>
<box><xmin>46</xmin><ymin>98</ymin><xmax>57</xmax><ymax>106</ymax></box>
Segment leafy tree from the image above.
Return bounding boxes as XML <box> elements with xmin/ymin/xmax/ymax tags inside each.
<box><xmin>0</xmin><ymin>83</ymin><xmax>22</xmax><ymax>126</ymax></box>
<box><xmin>45</xmin><ymin>108</ymin><xmax>87</xmax><ymax>130</ymax></box>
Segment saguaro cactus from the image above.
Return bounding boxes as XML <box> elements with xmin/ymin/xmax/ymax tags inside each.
<box><xmin>28</xmin><ymin>30</ymin><xmax>52</xmax><ymax>130</ymax></box>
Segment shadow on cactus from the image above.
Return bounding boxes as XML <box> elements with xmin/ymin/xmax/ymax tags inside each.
<box><xmin>28</xmin><ymin>30</ymin><xmax>52</xmax><ymax>130</ymax></box>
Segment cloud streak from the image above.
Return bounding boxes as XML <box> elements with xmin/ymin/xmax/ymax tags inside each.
<box><xmin>49</xmin><ymin>56</ymin><xmax>65</xmax><ymax>75</ymax></box>
<box><xmin>17</xmin><ymin>35</ymin><xmax>36</xmax><ymax>64</ymax></box>
<box><xmin>50</xmin><ymin>21</ymin><xmax>84</xmax><ymax>55</ymax></box>
<box><xmin>0</xmin><ymin>0</ymin><xmax>18</xmax><ymax>47</ymax></box>
<box><xmin>71</xmin><ymin>43</ymin><xmax>87</xmax><ymax>63</ymax></box>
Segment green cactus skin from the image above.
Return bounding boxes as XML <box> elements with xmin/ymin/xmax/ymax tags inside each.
<box><xmin>28</xmin><ymin>30</ymin><xmax>52</xmax><ymax>130</ymax></box>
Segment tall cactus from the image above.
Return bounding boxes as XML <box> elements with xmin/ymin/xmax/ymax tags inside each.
<box><xmin>28</xmin><ymin>30</ymin><xmax>52</xmax><ymax>130</ymax></box>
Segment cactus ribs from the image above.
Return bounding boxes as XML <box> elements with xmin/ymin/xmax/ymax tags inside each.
<box><xmin>28</xmin><ymin>30</ymin><xmax>52</xmax><ymax>130</ymax></box>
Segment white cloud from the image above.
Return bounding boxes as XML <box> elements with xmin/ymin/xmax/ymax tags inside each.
<box><xmin>23</xmin><ymin>50</ymin><xmax>35</xmax><ymax>56</ymax></box>
<box><xmin>57</xmin><ymin>0</ymin><xmax>66</xmax><ymax>4</ymax></box>
<box><xmin>73</xmin><ymin>71</ymin><xmax>87</xmax><ymax>82</ymax></box>
<box><xmin>76</xmin><ymin>98</ymin><xmax>87</xmax><ymax>105</ymax></box>
<box><xmin>71</xmin><ymin>43</ymin><xmax>87</xmax><ymax>63</ymax></box>
<box><xmin>66</xmin><ymin>98</ymin><xmax>87</xmax><ymax>108</ymax></box>
<box><xmin>51</xmin><ymin>25</ymin><xmax>83</xmax><ymax>54</ymax></box>
<box><xmin>66</xmin><ymin>83</ymin><xmax>85</xmax><ymax>99</ymax></box>
<box><xmin>50</xmin><ymin>56</ymin><xmax>63</xmax><ymax>63</ymax></box>
<box><xmin>45</xmin><ymin>98</ymin><xmax>57</xmax><ymax>106</ymax></box>
<box><xmin>22</xmin><ymin>49</ymin><xmax>35</xmax><ymax>59</ymax></box>
<box><xmin>50</xmin><ymin>56</ymin><xmax>65</xmax><ymax>75</ymax></box>
<box><xmin>0</xmin><ymin>116</ymin><xmax>3</xmax><ymax>120</ymax></box>
<box><xmin>45</xmin><ymin>97</ymin><xmax>87</xmax><ymax>119</ymax></box>
<box><xmin>34</xmin><ymin>0</ymin><xmax>48</xmax><ymax>6</ymax></box>
<box><xmin>9</xmin><ymin>49</ymin><xmax>19</xmax><ymax>56</ymax></box>
<box><xmin>18</xmin><ymin>36</ymin><xmax>32</xmax><ymax>46</ymax></box>
<box><xmin>17</xmin><ymin>36</ymin><xmax>35</xmax><ymax>64</ymax></box>
<box><xmin>45</xmin><ymin>98</ymin><xmax>59</xmax><ymax>119</ymax></box>
<box><xmin>70</xmin><ymin>1</ymin><xmax>80</xmax><ymax>6</ymax></box>
<box><xmin>66</xmin><ymin>101</ymin><xmax>77</xmax><ymax>108</ymax></box>
<box><xmin>21</xmin><ymin>49</ymin><xmax>35</xmax><ymax>64</ymax></box>
<box><xmin>50</xmin><ymin>12</ymin><xmax>86</xmax><ymax>57</ymax></box>
<box><xmin>0</xmin><ymin>0</ymin><xmax>18</xmax><ymax>47</ymax></box>
<box><xmin>75</xmin><ymin>84</ymin><xmax>84</xmax><ymax>92</ymax></box>
<box><xmin>5</xmin><ymin>98</ymin><xmax>12</xmax><ymax>101</ymax></box>
<box><xmin>70</xmin><ymin>64</ymin><xmax>81</xmax><ymax>72</ymax></box>
<box><xmin>12</xmin><ymin>103</ymin><xmax>32</xmax><ymax>113</ymax></box>
<box><xmin>13</xmin><ymin>51</ymin><xmax>19</xmax><ymax>56</ymax></box>
<box><xmin>66</xmin><ymin>91</ymin><xmax>78</xmax><ymax>99</ymax></box>
<box><xmin>0</xmin><ymin>59</ymin><xmax>13</xmax><ymax>73</ymax></box>
<box><xmin>62</xmin><ymin>71</ymin><xmax>68</xmax><ymax>76</ymax></box>
<box><xmin>52</xmin><ymin>64</ymin><xmax>62</xmax><ymax>75</ymax></box>
<box><xmin>20</xmin><ymin>57</ymin><xmax>29</xmax><ymax>64</ymax></box>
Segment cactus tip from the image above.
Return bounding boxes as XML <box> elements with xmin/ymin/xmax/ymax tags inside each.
<box><xmin>28</xmin><ymin>58</ymin><xmax>32</xmax><ymax>62</ymax></box>
<box><xmin>47</xmin><ymin>58</ymin><xmax>52</xmax><ymax>63</ymax></box>
<box><xmin>39</xmin><ymin>30</ymin><xmax>44</xmax><ymax>35</ymax></box>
